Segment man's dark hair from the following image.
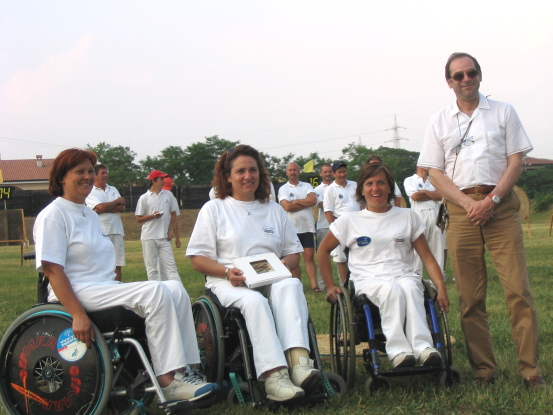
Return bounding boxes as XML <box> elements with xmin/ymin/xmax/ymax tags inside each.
<box><xmin>445</xmin><ymin>52</ymin><xmax>482</xmax><ymax>80</ymax></box>
<box><xmin>94</xmin><ymin>164</ymin><xmax>107</xmax><ymax>175</ymax></box>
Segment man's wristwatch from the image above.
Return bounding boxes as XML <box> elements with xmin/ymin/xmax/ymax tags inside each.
<box><xmin>487</xmin><ymin>194</ymin><xmax>501</xmax><ymax>204</ymax></box>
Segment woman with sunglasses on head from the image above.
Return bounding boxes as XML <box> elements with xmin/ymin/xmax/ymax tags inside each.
<box><xmin>34</xmin><ymin>148</ymin><xmax>219</xmax><ymax>406</ymax></box>
<box><xmin>186</xmin><ymin>144</ymin><xmax>321</xmax><ymax>402</ymax></box>
<box><xmin>318</xmin><ymin>162</ymin><xmax>449</xmax><ymax>369</ymax></box>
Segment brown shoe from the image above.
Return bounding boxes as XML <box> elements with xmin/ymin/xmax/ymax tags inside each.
<box><xmin>524</xmin><ymin>376</ymin><xmax>547</xmax><ymax>390</ymax></box>
<box><xmin>474</xmin><ymin>377</ymin><xmax>495</xmax><ymax>387</ymax></box>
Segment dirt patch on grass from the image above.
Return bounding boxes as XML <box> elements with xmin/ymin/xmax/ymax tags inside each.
<box><xmin>24</xmin><ymin>209</ymin><xmax>200</xmax><ymax>243</ymax></box>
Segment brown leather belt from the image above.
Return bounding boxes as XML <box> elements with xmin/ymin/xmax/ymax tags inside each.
<box><xmin>461</xmin><ymin>185</ymin><xmax>495</xmax><ymax>195</ymax></box>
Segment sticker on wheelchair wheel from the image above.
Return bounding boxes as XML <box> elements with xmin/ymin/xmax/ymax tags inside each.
<box><xmin>57</xmin><ymin>328</ymin><xmax>87</xmax><ymax>361</ymax></box>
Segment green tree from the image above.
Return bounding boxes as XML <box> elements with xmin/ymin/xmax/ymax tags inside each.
<box><xmin>182</xmin><ymin>136</ymin><xmax>240</xmax><ymax>185</ymax></box>
<box><xmin>340</xmin><ymin>145</ymin><xmax>419</xmax><ymax>197</ymax></box>
<box><xmin>86</xmin><ymin>142</ymin><xmax>141</xmax><ymax>188</ymax></box>
<box><xmin>517</xmin><ymin>165</ymin><xmax>553</xmax><ymax>199</ymax></box>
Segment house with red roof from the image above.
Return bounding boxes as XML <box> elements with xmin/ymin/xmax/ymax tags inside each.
<box><xmin>0</xmin><ymin>156</ymin><xmax>53</xmax><ymax>190</ymax></box>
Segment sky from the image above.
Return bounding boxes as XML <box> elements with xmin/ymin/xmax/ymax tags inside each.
<box><xmin>1</xmin><ymin>1</ymin><xmax>552</xmax><ymax>164</ymax></box>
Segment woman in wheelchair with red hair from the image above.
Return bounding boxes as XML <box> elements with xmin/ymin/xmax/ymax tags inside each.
<box><xmin>318</xmin><ymin>162</ymin><xmax>449</xmax><ymax>369</ymax></box>
<box><xmin>33</xmin><ymin>148</ymin><xmax>218</xmax><ymax>405</ymax></box>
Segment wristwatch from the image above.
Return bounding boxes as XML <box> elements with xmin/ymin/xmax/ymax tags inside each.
<box><xmin>487</xmin><ymin>194</ymin><xmax>501</xmax><ymax>204</ymax></box>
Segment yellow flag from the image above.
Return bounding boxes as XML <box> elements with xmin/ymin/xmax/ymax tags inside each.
<box><xmin>0</xmin><ymin>169</ymin><xmax>3</xmax><ymax>183</ymax></box>
<box><xmin>303</xmin><ymin>159</ymin><xmax>314</xmax><ymax>173</ymax></box>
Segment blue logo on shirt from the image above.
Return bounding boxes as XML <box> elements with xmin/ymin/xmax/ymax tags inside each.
<box><xmin>357</xmin><ymin>236</ymin><xmax>371</xmax><ymax>246</ymax></box>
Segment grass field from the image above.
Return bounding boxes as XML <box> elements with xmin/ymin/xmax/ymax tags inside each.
<box><xmin>1</xmin><ymin>211</ymin><xmax>552</xmax><ymax>414</ymax></box>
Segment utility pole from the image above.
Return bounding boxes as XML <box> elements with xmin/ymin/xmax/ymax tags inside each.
<box><xmin>385</xmin><ymin>115</ymin><xmax>407</xmax><ymax>149</ymax></box>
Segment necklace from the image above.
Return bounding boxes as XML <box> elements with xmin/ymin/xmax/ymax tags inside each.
<box><xmin>63</xmin><ymin>197</ymin><xmax>86</xmax><ymax>216</ymax></box>
<box><xmin>235</xmin><ymin>199</ymin><xmax>257</xmax><ymax>216</ymax></box>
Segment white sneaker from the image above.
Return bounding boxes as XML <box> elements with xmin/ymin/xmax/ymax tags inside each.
<box><xmin>290</xmin><ymin>356</ymin><xmax>322</xmax><ymax>392</ymax></box>
<box><xmin>418</xmin><ymin>347</ymin><xmax>442</xmax><ymax>366</ymax></box>
<box><xmin>390</xmin><ymin>352</ymin><xmax>416</xmax><ymax>368</ymax></box>
<box><xmin>265</xmin><ymin>368</ymin><xmax>304</xmax><ymax>402</ymax></box>
<box><xmin>161</xmin><ymin>369</ymin><xmax>219</xmax><ymax>403</ymax></box>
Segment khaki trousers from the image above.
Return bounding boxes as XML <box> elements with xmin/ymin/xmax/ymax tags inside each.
<box><xmin>446</xmin><ymin>190</ymin><xmax>540</xmax><ymax>379</ymax></box>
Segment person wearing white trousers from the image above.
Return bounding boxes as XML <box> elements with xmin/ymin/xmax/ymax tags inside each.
<box><xmin>35</xmin><ymin>149</ymin><xmax>218</xmax><ymax>405</ymax></box>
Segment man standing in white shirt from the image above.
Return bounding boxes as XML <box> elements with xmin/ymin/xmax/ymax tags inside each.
<box><xmin>323</xmin><ymin>161</ymin><xmax>361</xmax><ymax>283</ymax></box>
<box><xmin>404</xmin><ymin>167</ymin><xmax>445</xmax><ymax>279</ymax></box>
<box><xmin>278</xmin><ymin>162</ymin><xmax>318</xmax><ymax>291</ymax></box>
<box><xmin>85</xmin><ymin>164</ymin><xmax>126</xmax><ymax>281</ymax></box>
<box><xmin>313</xmin><ymin>163</ymin><xmax>333</xmax><ymax>290</ymax></box>
<box><xmin>418</xmin><ymin>52</ymin><xmax>544</xmax><ymax>389</ymax></box>
<box><xmin>135</xmin><ymin>170</ymin><xmax>181</xmax><ymax>282</ymax></box>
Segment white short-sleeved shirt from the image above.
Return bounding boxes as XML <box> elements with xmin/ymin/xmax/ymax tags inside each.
<box><xmin>278</xmin><ymin>181</ymin><xmax>316</xmax><ymax>234</ymax></box>
<box><xmin>34</xmin><ymin>197</ymin><xmax>118</xmax><ymax>297</ymax></box>
<box><xmin>135</xmin><ymin>190</ymin><xmax>179</xmax><ymax>240</ymax></box>
<box><xmin>186</xmin><ymin>197</ymin><xmax>303</xmax><ymax>286</ymax></box>
<box><xmin>323</xmin><ymin>180</ymin><xmax>361</xmax><ymax>217</ymax></box>
<box><xmin>418</xmin><ymin>93</ymin><xmax>533</xmax><ymax>189</ymax></box>
<box><xmin>329</xmin><ymin>207</ymin><xmax>424</xmax><ymax>282</ymax></box>
<box><xmin>314</xmin><ymin>182</ymin><xmax>331</xmax><ymax>229</ymax></box>
<box><xmin>85</xmin><ymin>184</ymin><xmax>125</xmax><ymax>236</ymax></box>
<box><xmin>403</xmin><ymin>174</ymin><xmax>438</xmax><ymax>211</ymax></box>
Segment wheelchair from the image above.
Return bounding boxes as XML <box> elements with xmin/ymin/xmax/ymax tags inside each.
<box><xmin>0</xmin><ymin>254</ymin><xmax>216</xmax><ymax>415</ymax></box>
<box><xmin>329</xmin><ymin>278</ymin><xmax>461</xmax><ymax>393</ymax></box>
<box><xmin>192</xmin><ymin>288</ymin><xmax>347</xmax><ymax>408</ymax></box>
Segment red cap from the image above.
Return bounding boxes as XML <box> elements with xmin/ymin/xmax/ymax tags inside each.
<box><xmin>147</xmin><ymin>170</ymin><xmax>169</xmax><ymax>181</ymax></box>
<box><xmin>162</xmin><ymin>177</ymin><xmax>173</xmax><ymax>190</ymax></box>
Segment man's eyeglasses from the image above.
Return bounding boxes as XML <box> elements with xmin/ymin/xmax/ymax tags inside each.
<box><xmin>450</xmin><ymin>69</ymin><xmax>479</xmax><ymax>82</ymax></box>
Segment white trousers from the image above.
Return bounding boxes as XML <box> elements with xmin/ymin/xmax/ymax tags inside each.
<box><xmin>207</xmin><ymin>277</ymin><xmax>310</xmax><ymax>380</ymax></box>
<box><xmin>413</xmin><ymin>208</ymin><xmax>445</xmax><ymax>275</ymax></box>
<box><xmin>75</xmin><ymin>280</ymin><xmax>199</xmax><ymax>376</ymax></box>
<box><xmin>354</xmin><ymin>275</ymin><xmax>434</xmax><ymax>361</ymax></box>
<box><xmin>142</xmin><ymin>238</ymin><xmax>181</xmax><ymax>282</ymax></box>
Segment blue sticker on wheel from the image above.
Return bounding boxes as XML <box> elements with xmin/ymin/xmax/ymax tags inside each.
<box><xmin>57</xmin><ymin>328</ymin><xmax>87</xmax><ymax>362</ymax></box>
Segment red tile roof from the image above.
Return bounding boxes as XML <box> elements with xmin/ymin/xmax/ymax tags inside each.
<box><xmin>525</xmin><ymin>157</ymin><xmax>553</xmax><ymax>165</ymax></box>
<box><xmin>0</xmin><ymin>158</ymin><xmax>53</xmax><ymax>182</ymax></box>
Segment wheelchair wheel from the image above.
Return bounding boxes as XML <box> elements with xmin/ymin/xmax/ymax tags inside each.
<box><xmin>193</xmin><ymin>296</ymin><xmax>225</xmax><ymax>385</ymax></box>
<box><xmin>323</xmin><ymin>372</ymin><xmax>347</xmax><ymax>397</ymax></box>
<box><xmin>438</xmin><ymin>367</ymin><xmax>461</xmax><ymax>387</ymax></box>
<box><xmin>329</xmin><ymin>287</ymin><xmax>356</xmax><ymax>388</ymax></box>
<box><xmin>0</xmin><ymin>305</ymin><xmax>112</xmax><ymax>415</ymax></box>
<box><xmin>364</xmin><ymin>375</ymin><xmax>391</xmax><ymax>395</ymax></box>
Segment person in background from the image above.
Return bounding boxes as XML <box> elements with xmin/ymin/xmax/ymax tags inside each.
<box><xmin>85</xmin><ymin>164</ymin><xmax>126</xmax><ymax>281</ymax></box>
<box><xmin>313</xmin><ymin>163</ymin><xmax>334</xmax><ymax>290</ymax></box>
<box><xmin>403</xmin><ymin>167</ymin><xmax>446</xmax><ymax>280</ymax></box>
<box><xmin>278</xmin><ymin>162</ymin><xmax>319</xmax><ymax>291</ymax></box>
<box><xmin>323</xmin><ymin>161</ymin><xmax>361</xmax><ymax>283</ymax></box>
<box><xmin>135</xmin><ymin>170</ymin><xmax>181</xmax><ymax>282</ymax></box>
<box><xmin>418</xmin><ymin>52</ymin><xmax>545</xmax><ymax>389</ymax></box>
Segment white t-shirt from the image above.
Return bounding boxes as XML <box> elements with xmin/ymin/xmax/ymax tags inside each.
<box><xmin>403</xmin><ymin>174</ymin><xmax>438</xmax><ymax>211</ymax></box>
<box><xmin>329</xmin><ymin>207</ymin><xmax>425</xmax><ymax>282</ymax></box>
<box><xmin>277</xmin><ymin>181</ymin><xmax>316</xmax><ymax>234</ymax></box>
<box><xmin>186</xmin><ymin>197</ymin><xmax>303</xmax><ymax>286</ymax></box>
<box><xmin>418</xmin><ymin>93</ymin><xmax>533</xmax><ymax>189</ymax></box>
<box><xmin>323</xmin><ymin>180</ymin><xmax>361</xmax><ymax>217</ymax></box>
<box><xmin>85</xmin><ymin>184</ymin><xmax>125</xmax><ymax>235</ymax></box>
<box><xmin>314</xmin><ymin>182</ymin><xmax>330</xmax><ymax>229</ymax></box>
<box><xmin>34</xmin><ymin>197</ymin><xmax>118</xmax><ymax>297</ymax></box>
<box><xmin>135</xmin><ymin>189</ymin><xmax>179</xmax><ymax>240</ymax></box>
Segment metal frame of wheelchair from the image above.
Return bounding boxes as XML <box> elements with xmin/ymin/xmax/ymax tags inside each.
<box><xmin>329</xmin><ymin>279</ymin><xmax>461</xmax><ymax>394</ymax></box>
<box><xmin>192</xmin><ymin>290</ymin><xmax>347</xmax><ymax>408</ymax></box>
<box><xmin>0</xmin><ymin>259</ymin><xmax>216</xmax><ymax>415</ymax></box>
